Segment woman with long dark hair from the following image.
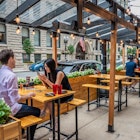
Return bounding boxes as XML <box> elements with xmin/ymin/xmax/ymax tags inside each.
<box><xmin>38</xmin><ymin>58</ymin><xmax>73</xmax><ymax>116</ymax></box>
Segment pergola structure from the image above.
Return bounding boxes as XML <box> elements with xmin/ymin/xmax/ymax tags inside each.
<box><xmin>0</xmin><ymin>0</ymin><xmax>140</xmax><ymax>132</ymax></box>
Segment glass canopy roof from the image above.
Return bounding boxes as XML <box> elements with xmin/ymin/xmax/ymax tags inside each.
<box><xmin>0</xmin><ymin>0</ymin><xmax>139</xmax><ymax>45</ymax></box>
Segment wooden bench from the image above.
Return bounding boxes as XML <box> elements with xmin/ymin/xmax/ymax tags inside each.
<box><xmin>82</xmin><ymin>84</ymin><xmax>124</xmax><ymax>111</ymax></box>
<box><xmin>82</xmin><ymin>84</ymin><xmax>118</xmax><ymax>90</ymax></box>
<box><xmin>100</xmin><ymin>79</ymin><xmax>132</xmax><ymax>86</ymax></box>
<box><xmin>20</xmin><ymin>115</ymin><xmax>42</xmax><ymax>140</ymax></box>
<box><xmin>66</xmin><ymin>98</ymin><xmax>86</xmax><ymax>140</ymax></box>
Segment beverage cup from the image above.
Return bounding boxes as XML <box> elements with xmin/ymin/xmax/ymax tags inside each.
<box><xmin>58</xmin><ymin>85</ymin><xmax>62</xmax><ymax>94</ymax></box>
<box><xmin>53</xmin><ymin>84</ymin><xmax>58</xmax><ymax>95</ymax></box>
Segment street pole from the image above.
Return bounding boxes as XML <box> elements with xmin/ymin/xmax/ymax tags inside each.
<box><xmin>64</xmin><ymin>36</ymin><xmax>68</xmax><ymax>61</ymax></box>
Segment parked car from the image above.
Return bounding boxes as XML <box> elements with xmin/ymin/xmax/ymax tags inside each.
<box><xmin>107</xmin><ymin>59</ymin><xmax>126</xmax><ymax>71</ymax></box>
<box><xmin>57</xmin><ymin>60</ymin><xmax>102</xmax><ymax>74</ymax></box>
<box><xmin>29</xmin><ymin>60</ymin><xmax>45</xmax><ymax>71</ymax></box>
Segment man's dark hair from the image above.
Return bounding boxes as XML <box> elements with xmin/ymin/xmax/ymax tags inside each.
<box><xmin>0</xmin><ymin>49</ymin><xmax>14</xmax><ymax>64</ymax></box>
<box><xmin>129</xmin><ymin>55</ymin><xmax>134</xmax><ymax>61</ymax></box>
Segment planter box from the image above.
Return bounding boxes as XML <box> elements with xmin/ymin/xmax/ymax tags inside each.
<box><xmin>0</xmin><ymin>116</ymin><xmax>21</xmax><ymax>140</ymax></box>
<box><xmin>69</xmin><ymin>75</ymin><xmax>97</xmax><ymax>101</ymax></box>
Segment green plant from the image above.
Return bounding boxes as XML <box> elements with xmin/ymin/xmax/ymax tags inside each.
<box><xmin>0</xmin><ymin>99</ymin><xmax>11</xmax><ymax>124</ymax></box>
<box><xmin>67</xmin><ymin>44</ymin><xmax>74</xmax><ymax>54</ymax></box>
<box><xmin>67</xmin><ymin>69</ymin><xmax>94</xmax><ymax>78</ymax></box>
<box><xmin>23</xmin><ymin>38</ymin><xmax>34</xmax><ymax>54</ymax></box>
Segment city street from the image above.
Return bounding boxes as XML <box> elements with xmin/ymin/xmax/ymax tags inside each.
<box><xmin>15</xmin><ymin>71</ymin><xmax>38</xmax><ymax>78</ymax></box>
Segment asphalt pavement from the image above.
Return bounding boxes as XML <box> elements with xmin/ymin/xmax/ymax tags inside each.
<box><xmin>15</xmin><ymin>71</ymin><xmax>38</xmax><ymax>78</ymax></box>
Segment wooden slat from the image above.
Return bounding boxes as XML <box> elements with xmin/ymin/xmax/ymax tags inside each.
<box><xmin>101</xmin><ymin>80</ymin><xmax>132</xmax><ymax>85</ymax></box>
<box><xmin>68</xmin><ymin>98</ymin><xmax>86</xmax><ymax>106</ymax></box>
<box><xmin>20</xmin><ymin>115</ymin><xmax>42</xmax><ymax>129</ymax></box>
<box><xmin>82</xmin><ymin>84</ymin><xmax>118</xmax><ymax>90</ymax></box>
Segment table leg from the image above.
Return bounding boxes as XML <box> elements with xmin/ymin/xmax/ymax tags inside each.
<box><xmin>52</xmin><ymin>100</ymin><xmax>55</xmax><ymax>140</ymax></box>
<box><xmin>57</xmin><ymin>99</ymin><xmax>60</xmax><ymax>140</ymax></box>
<box><xmin>87</xmin><ymin>87</ymin><xmax>90</xmax><ymax>111</ymax></box>
<box><xmin>118</xmin><ymin>80</ymin><xmax>122</xmax><ymax>111</ymax></box>
<box><xmin>139</xmin><ymin>79</ymin><xmax>140</xmax><ymax>97</ymax></box>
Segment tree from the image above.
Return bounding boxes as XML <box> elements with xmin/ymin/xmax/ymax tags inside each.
<box><xmin>67</xmin><ymin>44</ymin><xmax>74</xmax><ymax>54</ymax></box>
<box><xmin>23</xmin><ymin>38</ymin><xmax>34</xmax><ymax>54</ymax></box>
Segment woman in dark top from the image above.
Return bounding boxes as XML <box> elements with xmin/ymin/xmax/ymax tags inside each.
<box><xmin>38</xmin><ymin>58</ymin><xmax>73</xmax><ymax>116</ymax></box>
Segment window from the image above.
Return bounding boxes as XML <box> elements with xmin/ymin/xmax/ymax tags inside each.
<box><xmin>47</xmin><ymin>54</ymin><xmax>52</xmax><ymax>58</ymax></box>
<box><xmin>34</xmin><ymin>54</ymin><xmax>41</xmax><ymax>63</ymax></box>
<box><xmin>57</xmin><ymin>54</ymin><xmax>61</xmax><ymax>60</ymax></box>
<box><xmin>22</xmin><ymin>53</ymin><xmax>30</xmax><ymax>63</ymax></box>
<box><xmin>95</xmin><ymin>39</ymin><xmax>98</xmax><ymax>50</ymax></box>
<box><xmin>118</xmin><ymin>47</ymin><xmax>120</xmax><ymax>52</ymax></box>
<box><xmin>0</xmin><ymin>24</ymin><xmax>6</xmax><ymax>44</ymax></box>
<box><xmin>34</xmin><ymin>30</ymin><xmax>40</xmax><ymax>46</ymax></box>
<box><xmin>22</xmin><ymin>27</ymin><xmax>29</xmax><ymax>44</ymax></box>
<box><xmin>96</xmin><ymin>55</ymin><xmax>98</xmax><ymax>61</ymax></box>
<box><xmin>46</xmin><ymin>32</ymin><xmax>52</xmax><ymax>47</ymax></box>
<box><xmin>57</xmin><ymin>35</ymin><xmax>60</xmax><ymax>48</ymax></box>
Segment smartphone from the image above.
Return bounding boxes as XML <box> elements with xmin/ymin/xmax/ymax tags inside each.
<box><xmin>45</xmin><ymin>92</ymin><xmax>55</xmax><ymax>97</ymax></box>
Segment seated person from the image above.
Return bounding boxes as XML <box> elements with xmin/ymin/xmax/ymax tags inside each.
<box><xmin>126</xmin><ymin>55</ymin><xmax>137</xmax><ymax>91</ymax></box>
<box><xmin>0</xmin><ymin>49</ymin><xmax>40</xmax><ymax>140</ymax></box>
<box><xmin>38</xmin><ymin>58</ymin><xmax>73</xmax><ymax>116</ymax></box>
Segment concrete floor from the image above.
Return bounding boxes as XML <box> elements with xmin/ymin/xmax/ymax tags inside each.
<box><xmin>32</xmin><ymin>88</ymin><xmax>140</xmax><ymax>140</ymax></box>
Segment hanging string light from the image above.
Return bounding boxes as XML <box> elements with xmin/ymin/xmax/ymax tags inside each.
<box><xmin>126</xmin><ymin>7</ymin><xmax>131</xmax><ymax>15</ymax></box>
<box><xmin>57</xmin><ymin>28</ymin><xmax>61</xmax><ymax>33</ymax></box>
<box><xmin>96</xmin><ymin>32</ymin><xmax>99</xmax><ymax>38</ymax></box>
<box><xmin>87</xmin><ymin>17</ymin><xmax>91</xmax><ymax>25</ymax></box>
<box><xmin>15</xmin><ymin>14</ymin><xmax>20</xmax><ymax>24</ymax></box>
<box><xmin>16</xmin><ymin>26</ymin><xmax>20</xmax><ymax>34</ymax></box>
<box><xmin>15</xmin><ymin>0</ymin><xmax>20</xmax><ymax>24</ymax></box>
<box><xmin>32</xmin><ymin>29</ymin><xmax>35</xmax><ymax>35</ymax></box>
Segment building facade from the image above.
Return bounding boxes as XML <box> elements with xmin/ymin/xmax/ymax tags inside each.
<box><xmin>0</xmin><ymin>23</ymin><xmax>121</xmax><ymax>70</ymax></box>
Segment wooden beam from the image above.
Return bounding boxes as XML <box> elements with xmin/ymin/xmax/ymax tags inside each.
<box><xmin>5</xmin><ymin>0</ymin><xmax>41</xmax><ymax>23</ymax></box>
<box><xmin>31</xmin><ymin>4</ymin><xmax>73</xmax><ymax>27</ymax></box>
<box><xmin>61</xmin><ymin>0</ymin><xmax>136</xmax><ymax>31</ymax></box>
<box><xmin>77</xmin><ymin>0</ymin><xmax>83</xmax><ymax>29</ymax></box>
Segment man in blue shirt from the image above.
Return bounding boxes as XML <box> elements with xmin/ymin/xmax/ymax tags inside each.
<box><xmin>126</xmin><ymin>55</ymin><xmax>137</xmax><ymax>91</ymax></box>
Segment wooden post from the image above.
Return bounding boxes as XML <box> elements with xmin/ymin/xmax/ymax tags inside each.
<box><xmin>136</xmin><ymin>47</ymin><xmax>139</xmax><ymax>58</ymax></box>
<box><xmin>52</xmin><ymin>32</ymin><xmax>58</xmax><ymax>65</ymax></box>
<box><xmin>108</xmin><ymin>21</ymin><xmax>117</xmax><ymax>132</ymax></box>
<box><xmin>122</xmin><ymin>43</ymin><xmax>125</xmax><ymax>68</ymax></box>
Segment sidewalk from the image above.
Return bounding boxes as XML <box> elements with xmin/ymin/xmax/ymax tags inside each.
<box><xmin>33</xmin><ymin>88</ymin><xmax>140</xmax><ymax>140</ymax></box>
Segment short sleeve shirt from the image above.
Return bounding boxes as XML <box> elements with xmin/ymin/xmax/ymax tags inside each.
<box><xmin>126</xmin><ymin>61</ymin><xmax>136</xmax><ymax>77</ymax></box>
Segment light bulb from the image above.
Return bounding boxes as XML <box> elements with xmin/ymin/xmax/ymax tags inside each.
<box><xmin>57</xmin><ymin>29</ymin><xmax>60</xmax><ymax>33</ymax></box>
<box><xmin>87</xmin><ymin>17</ymin><xmax>91</xmax><ymax>25</ymax></box>
<box><xmin>96</xmin><ymin>32</ymin><xmax>99</xmax><ymax>38</ymax></box>
<box><xmin>15</xmin><ymin>15</ymin><xmax>20</xmax><ymax>24</ymax></box>
<box><xmin>32</xmin><ymin>30</ymin><xmax>35</xmax><ymax>35</ymax></box>
<box><xmin>16</xmin><ymin>27</ymin><xmax>20</xmax><ymax>34</ymax></box>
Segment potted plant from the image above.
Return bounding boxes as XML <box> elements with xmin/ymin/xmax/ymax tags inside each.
<box><xmin>0</xmin><ymin>99</ymin><xmax>21</xmax><ymax>140</ymax></box>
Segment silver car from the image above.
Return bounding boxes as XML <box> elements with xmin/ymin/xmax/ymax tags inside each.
<box><xmin>57</xmin><ymin>60</ymin><xmax>102</xmax><ymax>74</ymax></box>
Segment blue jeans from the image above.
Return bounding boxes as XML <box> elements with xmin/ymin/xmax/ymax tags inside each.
<box><xmin>14</xmin><ymin>104</ymin><xmax>40</xmax><ymax>140</ymax></box>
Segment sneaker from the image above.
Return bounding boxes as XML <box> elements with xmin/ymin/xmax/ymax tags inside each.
<box><xmin>40</xmin><ymin>110</ymin><xmax>47</xmax><ymax>118</ymax></box>
<box><xmin>130</xmin><ymin>87</ymin><xmax>136</xmax><ymax>92</ymax></box>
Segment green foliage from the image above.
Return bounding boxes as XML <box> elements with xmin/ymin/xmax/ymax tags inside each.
<box><xmin>67</xmin><ymin>69</ymin><xmax>94</xmax><ymax>78</ymax></box>
<box><xmin>23</xmin><ymin>38</ymin><xmax>34</xmax><ymax>54</ymax></box>
<box><xmin>17</xmin><ymin>77</ymin><xmax>42</xmax><ymax>86</ymax></box>
<box><xmin>127</xmin><ymin>47</ymin><xmax>136</xmax><ymax>56</ymax></box>
<box><xmin>0</xmin><ymin>99</ymin><xmax>11</xmax><ymax>124</ymax></box>
<box><xmin>67</xmin><ymin>44</ymin><xmax>74</xmax><ymax>54</ymax></box>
